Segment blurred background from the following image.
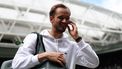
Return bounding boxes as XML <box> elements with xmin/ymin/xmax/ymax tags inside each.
<box><xmin>0</xmin><ymin>0</ymin><xmax>122</xmax><ymax>69</ymax></box>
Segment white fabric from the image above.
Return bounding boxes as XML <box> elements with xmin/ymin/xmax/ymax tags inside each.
<box><xmin>12</xmin><ymin>30</ymin><xmax>99</xmax><ymax>69</ymax></box>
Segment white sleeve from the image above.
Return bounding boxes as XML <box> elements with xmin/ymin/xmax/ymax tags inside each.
<box><xmin>75</xmin><ymin>40</ymin><xmax>99</xmax><ymax>68</ymax></box>
<box><xmin>12</xmin><ymin>33</ymin><xmax>40</xmax><ymax>69</ymax></box>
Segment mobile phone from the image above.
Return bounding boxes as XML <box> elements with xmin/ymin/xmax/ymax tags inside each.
<box><xmin>68</xmin><ymin>24</ymin><xmax>73</xmax><ymax>30</ymax></box>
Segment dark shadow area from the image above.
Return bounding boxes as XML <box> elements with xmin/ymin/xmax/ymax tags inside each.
<box><xmin>76</xmin><ymin>50</ymin><xmax>122</xmax><ymax>69</ymax></box>
<box><xmin>0</xmin><ymin>57</ymin><xmax>12</xmax><ymax>67</ymax></box>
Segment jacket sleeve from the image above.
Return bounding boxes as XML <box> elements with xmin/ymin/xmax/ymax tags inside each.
<box><xmin>75</xmin><ymin>40</ymin><xmax>99</xmax><ymax>68</ymax></box>
<box><xmin>12</xmin><ymin>34</ymin><xmax>40</xmax><ymax>69</ymax></box>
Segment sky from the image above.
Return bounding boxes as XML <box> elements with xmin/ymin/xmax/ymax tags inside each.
<box><xmin>80</xmin><ymin>0</ymin><xmax>122</xmax><ymax>14</ymax></box>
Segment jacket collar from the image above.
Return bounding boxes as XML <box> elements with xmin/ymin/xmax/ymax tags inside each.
<box><xmin>40</xmin><ymin>29</ymin><xmax>69</xmax><ymax>40</ymax></box>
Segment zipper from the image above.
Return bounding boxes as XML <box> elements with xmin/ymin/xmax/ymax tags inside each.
<box><xmin>55</xmin><ymin>39</ymin><xmax>59</xmax><ymax>52</ymax></box>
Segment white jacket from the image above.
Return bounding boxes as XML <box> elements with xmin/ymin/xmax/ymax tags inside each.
<box><xmin>12</xmin><ymin>30</ymin><xmax>99</xmax><ymax>69</ymax></box>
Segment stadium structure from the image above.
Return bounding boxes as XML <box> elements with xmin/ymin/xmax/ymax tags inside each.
<box><xmin>0</xmin><ymin>0</ymin><xmax>122</xmax><ymax>69</ymax></box>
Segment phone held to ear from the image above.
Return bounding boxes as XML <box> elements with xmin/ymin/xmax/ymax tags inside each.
<box><xmin>68</xmin><ymin>24</ymin><xmax>73</xmax><ymax>31</ymax></box>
